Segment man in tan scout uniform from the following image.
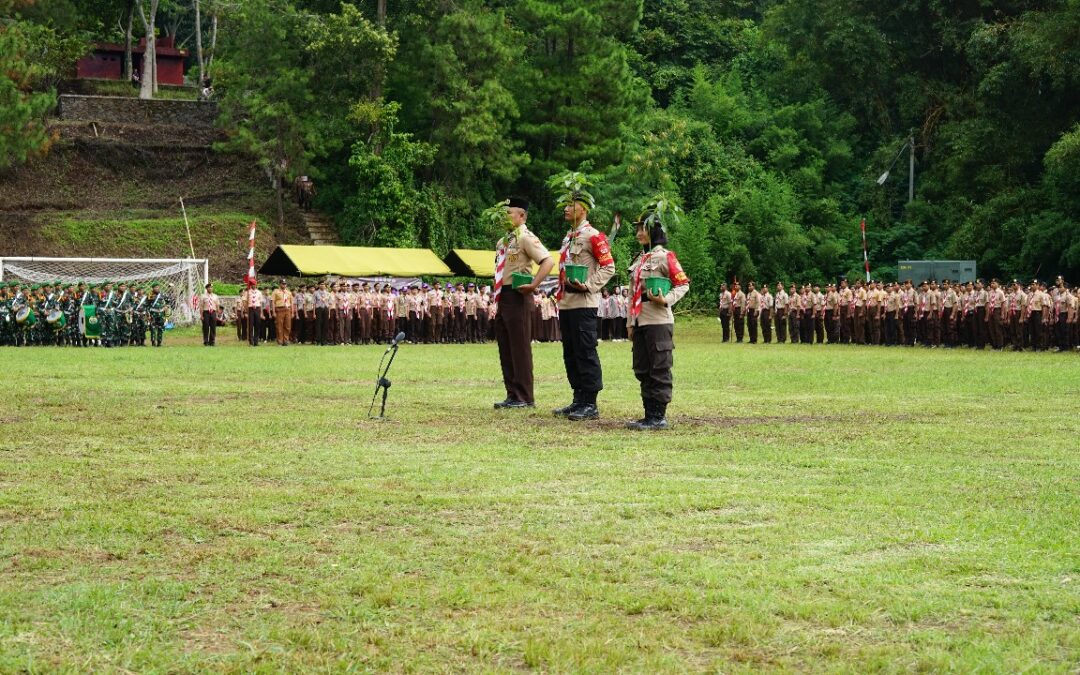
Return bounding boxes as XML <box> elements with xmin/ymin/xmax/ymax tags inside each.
<box><xmin>731</xmin><ymin>282</ymin><xmax>746</xmax><ymax>343</ymax></box>
<box><xmin>745</xmin><ymin>281</ymin><xmax>760</xmax><ymax>344</ymax></box>
<box><xmin>271</xmin><ymin>279</ymin><xmax>292</xmax><ymax>346</ymax></box>
<box><xmin>494</xmin><ymin>197</ymin><xmax>553</xmax><ymax>409</ymax></box>
<box><xmin>760</xmin><ymin>284</ymin><xmax>773</xmax><ymax>344</ymax></box>
<box><xmin>717</xmin><ymin>283</ymin><xmax>732</xmax><ymax>342</ymax></box>
<box><xmin>773</xmin><ymin>282</ymin><xmax>788</xmax><ymax>343</ymax></box>
<box><xmin>553</xmin><ymin>191</ymin><xmax>616</xmax><ymax>421</ymax></box>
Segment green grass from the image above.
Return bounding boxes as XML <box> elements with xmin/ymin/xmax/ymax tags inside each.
<box><xmin>37</xmin><ymin>211</ymin><xmax>284</xmax><ymax>283</ymax></box>
<box><xmin>2</xmin><ymin>317</ymin><xmax>1078</xmax><ymax>672</ymax></box>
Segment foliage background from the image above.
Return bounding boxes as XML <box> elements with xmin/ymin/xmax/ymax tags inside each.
<box><xmin>7</xmin><ymin>0</ymin><xmax>1080</xmax><ymax>303</ymax></box>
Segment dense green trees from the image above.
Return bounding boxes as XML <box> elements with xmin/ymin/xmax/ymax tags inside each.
<box><xmin>8</xmin><ymin>0</ymin><xmax>1080</xmax><ymax>299</ymax></box>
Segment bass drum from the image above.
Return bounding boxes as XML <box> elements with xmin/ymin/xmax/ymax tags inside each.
<box><xmin>15</xmin><ymin>306</ymin><xmax>36</xmax><ymax>326</ymax></box>
<box><xmin>46</xmin><ymin>310</ymin><xmax>67</xmax><ymax>330</ymax></box>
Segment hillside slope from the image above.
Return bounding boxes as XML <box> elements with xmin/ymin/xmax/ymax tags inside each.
<box><xmin>0</xmin><ymin>115</ymin><xmax>311</xmax><ymax>281</ymax></box>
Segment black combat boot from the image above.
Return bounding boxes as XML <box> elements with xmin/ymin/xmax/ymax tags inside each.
<box><xmin>567</xmin><ymin>391</ymin><xmax>599</xmax><ymax>421</ymax></box>
<box><xmin>639</xmin><ymin>401</ymin><xmax>669</xmax><ymax>430</ymax></box>
<box><xmin>552</xmin><ymin>392</ymin><xmax>580</xmax><ymax>417</ymax></box>
<box><xmin>626</xmin><ymin>398</ymin><xmax>653</xmax><ymax>430</ymax></box>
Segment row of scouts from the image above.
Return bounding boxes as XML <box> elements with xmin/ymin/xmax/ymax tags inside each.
<box><xmin>0</xmin><ymin>280</ymin><xmax>172</xmax><ymax>347</ymax></box>
<box><xmin>717</xmin><ymin>278</ymin><xmax>1080</xmax><ymax>351</ymax></box>
<box><xmin>228</xmin><ymin>280</ymin><xmax>499</xmax><ymax>347</ymax></box>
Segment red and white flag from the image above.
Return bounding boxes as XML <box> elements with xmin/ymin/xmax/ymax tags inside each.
<box><xmin>243</xmin><ymin>220</ymin><xmax>257</xmax><ymax>286</ymax></box>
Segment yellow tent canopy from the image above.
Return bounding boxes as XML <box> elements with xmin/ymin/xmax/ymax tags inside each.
<box><xmin>445</xmin><ymin>248</ymin><xmax>557</xmax><ymax>278</ymax></box>
<box><xmin>259</xmin><ymin>245</ymin><xmax>453</xmax><ymax>277</ymax></box>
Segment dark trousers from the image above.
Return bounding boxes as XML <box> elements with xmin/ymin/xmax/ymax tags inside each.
<box><xmin>815</xmin><ymin>314</ymin><xmax>825</xmax><ymax>344</ymax></box>
<box><xmin>248</xmin><ymin>308</ymin><xmax>261</xmax><ymax>345</ymax></box>
<box><xmin>733</xmin><ymin>309</ymin><xmax>744</xmax><ymax>342</ymax></box>
<box><xmin>315</xmin><ymin>307</ymin><xmax>329</xmax><ymax>345</ymax></box>
<box><xmin>789</xmin><ymin>311</ymin><xmax>800</xmax><ymax>343</ymax></box>
<box><xmin>409</xmin><ymin>311</ymin><xmax>423</xmax><ymax>342</ymax></box>
<box><xmin>824</xmin><ymin>309</ymin><xmax>835</xmax><ymax>343</ymax></box>
<box><xmin>801</xmin><ymin>311</ymin><xmax>813</xmax><ymax>344</ymax></box>
<box><xmin>885</xmin><ymin>313</ymin><xmax>898</xmax><ymax>345</ymax></box>
<box><xmin>632</xmin><ymin>323</ymin><xmax>674</xmax><ymax>404</ymax></box>
<box><xmin>559</xmin><ymin>307</ymin><xmax>603</xmax><ymax>398</ymax></box>
<box><xmin>1029</xmin><ymin>311</ymin><xmax>1043</xmax><ymax>350</ymax></box>
<box><xmin>747</xmin><ymin>309</ymin><xmax>758</xmax><ymax>343</ymax></box>
<box><xmin>975</xmin><ymin>307</ymin><xmax>987</xmax><ymax>348</ymax></box>
<box><xmin>718</xmin><ymin>309</ymin><xmax>730</xmax><ymax>342</ymax></box>
<box><xmin>495</xmin><ymin>289</ymin><xmax>535</xmax><ymax>403</ymax></box>
<box><xmin>760</xmin><ymin>308</ymin><xmax>772</xmax><ymax>343</ymax></box>
<box><xmin>201</xmin><ymin>310</ymin><xmax>216</xmax><ymax>345</ymax></box>
<box><xmin>776</xmin><ymin>310</ymin><xmax>787</xmax><ymax>342</ymax></box>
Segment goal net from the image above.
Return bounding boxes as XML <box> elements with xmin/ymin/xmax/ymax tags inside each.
<box><xmin>0</xmin><ymin>257</ymin><xmax>209</xmax><ymax>324</ymax></box>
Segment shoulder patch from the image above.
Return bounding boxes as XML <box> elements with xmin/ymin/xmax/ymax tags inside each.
<box><xmin>667</xmin><ymin>251</ymin><xmax>689</xmax><ymax>285</ymax></box>
<box><xmin>590</xmin><ymin>233</ymin><xmax>614</xmax><ymax>267</ymax></box>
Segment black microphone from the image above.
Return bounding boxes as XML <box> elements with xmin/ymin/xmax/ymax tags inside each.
<box><xmin>385</xmin><ymin>331</ymin><xmax>406</xmax><ymax>353</ymax></box>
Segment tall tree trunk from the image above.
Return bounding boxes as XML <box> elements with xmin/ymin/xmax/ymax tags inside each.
<box><xmin>377</xmin><ymin>0</ymin><xmax>386</xmax><ymax>26</ymax></box>
<box><xmin>193</xmin><ymin>0</ymin><xmax>204</xmax><ymax>84</ymax></box>
<box><xmin>206</xmin><ymin>13</ymin><xmax>217</xmax><ymax>77</ymax></box>
<box><xmin>136</xmin><ymin>0</ymin><xmax>160</xmax><ymax>100</ymax></box>
<box><xmin>151</xmin><ymin>34</ymin><xmax>158</xmax><ymax>94</ymax></box>
<box><xmin>123</xmin><ymin>0</ymin><xmax>134</xmax><ymax>82</ymax></box>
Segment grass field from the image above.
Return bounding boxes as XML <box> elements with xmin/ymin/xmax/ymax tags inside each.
<box><xmin>2</xmin><ymin>317</ymin><xmax>1078</xmax><ymax>672</ymax></box>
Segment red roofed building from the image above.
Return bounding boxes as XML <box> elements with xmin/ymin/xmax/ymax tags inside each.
<box><xmin>76</xmin><ymin>36</ymin><xmax>189</xmax><ymax>86</ymax></box>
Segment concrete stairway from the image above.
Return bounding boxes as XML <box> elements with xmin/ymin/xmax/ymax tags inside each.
<box><xmin>303</xmin><ymin>212</ymin><xmax>340</xmax><ymax>246</ymax></box>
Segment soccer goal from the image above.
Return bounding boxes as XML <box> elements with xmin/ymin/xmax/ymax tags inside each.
<box><xmin>0</xmin><ymin>257</ymin><xmax>209</xmax><ymax>324</ymax></box>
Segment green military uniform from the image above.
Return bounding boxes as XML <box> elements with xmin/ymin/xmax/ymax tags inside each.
<box><xmin>147</xmin><ymin>285</ymin><xmax>170</xmax><ymax>347</ymax></box>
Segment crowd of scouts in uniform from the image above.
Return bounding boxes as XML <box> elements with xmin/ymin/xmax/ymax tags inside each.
<box><xmin>218</xmin><ymin>280</ymin><xmax>638</xmax><ymax>348</ymax></box>
<box><xmin>226</xmin><ymin>279</ymin><xmax>498</xmax><ymax>347</ymax></box>
<box><xmin>0</xmin><ymin>280</ymin><xmax>173</xmax><ymax>347</ymax></box>
<box><xmin>716</xmin><ymin>277</ymin><xmax>1080</xmax><ymax>351</ymax></box>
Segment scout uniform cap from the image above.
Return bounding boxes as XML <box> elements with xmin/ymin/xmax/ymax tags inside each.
<box><xmin>507</xmin><ymin>197</ymin><xmax>529</xmax><ymax>211</ymax></box>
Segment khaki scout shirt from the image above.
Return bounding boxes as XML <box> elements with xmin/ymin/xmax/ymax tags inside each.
<box><xmin>557</xmin><ymin>221</ymin><xmax>616</xmax><ymax>311</ymax></box>
<box><xmin>498</xmin><ymin>225</ymin><xmax>551</xmax><ymax>277</ymax></box>
<box><xmin>774</xmin><ymin>290</ymin><xmax>788</xmax><ymax>310</ymax></box>
<box><xmin>271</xmin><ymin>288</ymin><xmax>292</xmax><ymax>309</ymax></box>
<box><xmin>746</xmin><ymin>290</ymin><xmax>761</xmax><ymax>311</ymax></box>
<box><xmin>198</xmin><ymin>292</ymin><xmax>219</xmax><ymax>313</ymax></box>
<box><xmin>733</xmin><ymin>290</ymin><xmax>746</xmax><ymax>311</ymax></box>
<box><xmin>626</xmin><ymin>245</ymin><xmax>689</xmax><ymax>328</ymax></box>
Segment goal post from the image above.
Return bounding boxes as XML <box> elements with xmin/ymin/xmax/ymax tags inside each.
<box><xmin>0</xmin><ymin>257</ymin><xmax>209</xmax><ymax>324</ymax></box>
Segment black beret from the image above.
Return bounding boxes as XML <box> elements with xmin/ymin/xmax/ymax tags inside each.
<box><xmin>507</xmin><ymin>197</ymin><xmax>529</xmax><ymax>211</ymax></box>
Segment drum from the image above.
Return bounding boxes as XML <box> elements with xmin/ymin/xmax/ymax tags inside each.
<box><xmin>46</xmin><ymin>310</ymin><xmax>67</xmax><ymax>330</ymax></box>
<box><xmin>15</xmin><ymin>306</ymin><xmax>36</xmax><ymax>326</ymax></box>
<box><xmin>82</xmin><ymin>305</ymin><xmax>101</xmax><ymax>339</ymax></box>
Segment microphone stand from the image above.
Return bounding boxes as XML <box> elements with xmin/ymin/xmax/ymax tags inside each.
<box><xmin>368</xmin><ymin>340</ymin><xmax>402</xmax><ymax>419</ymax></box>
